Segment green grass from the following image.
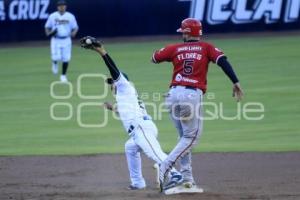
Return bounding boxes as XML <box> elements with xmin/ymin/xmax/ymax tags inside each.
<box><xmin>0</xmin><ymin>35</ymin><xmax>300</xmax><ymax>155</ymax></box>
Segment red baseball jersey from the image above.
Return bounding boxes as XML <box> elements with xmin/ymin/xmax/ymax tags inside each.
<box><xmin>152</xmin><ymin>41</ymin><xmax>224</xmax><ymax>93</ymax></box>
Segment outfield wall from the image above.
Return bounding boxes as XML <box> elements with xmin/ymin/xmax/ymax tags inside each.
<box><xmin>0</xmin><ymin>0</ymin><xmax>300</xmax><ymax>42</ymax></box>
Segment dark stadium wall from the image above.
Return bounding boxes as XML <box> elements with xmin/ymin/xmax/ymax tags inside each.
<box><xmin>0</xmin><ymin>0</ymin><xmax>300</xmax><ymax>42</ymax></box>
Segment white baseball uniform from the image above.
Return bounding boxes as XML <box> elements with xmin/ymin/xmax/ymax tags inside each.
<box><xmin>45</xmin><ymin>11</ymin><xmax>78</xmax><ymax>62</ymax></box>
<box><xmin>114</xmin><ymin>74</ymin><xmax>168</xmax><ymax>188</ymax></box>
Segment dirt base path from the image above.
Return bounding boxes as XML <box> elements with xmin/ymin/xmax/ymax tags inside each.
<box><xmin>1</xmin><ymin>153</ymin><xmax>299</xmax><ymax>200</ymax></box>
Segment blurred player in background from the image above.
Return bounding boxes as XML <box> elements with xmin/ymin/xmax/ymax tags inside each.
<box><xmin>79</xmin><ymin>36</ymin><xmax>183</xmax><ymax>191</ymax></box>
<box><xmin>152</xmin><ymin>18</ymin><xmax>244</xmax><ymax>192</ymax></box>
<box><xmin>44</xmin><ymin>0</ymin><xmax>78</xmax><ymax>82</ymax></box>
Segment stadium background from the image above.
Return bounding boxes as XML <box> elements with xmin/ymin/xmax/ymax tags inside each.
<box><xmin>1</xmin><ymin>0</ymin><xmax>300</xmax><ymax>42</ymax></box>
<box><xmin>0</xmin><ymin>0</ymin><xmax>299</xmax><ymax>199</ymax></box>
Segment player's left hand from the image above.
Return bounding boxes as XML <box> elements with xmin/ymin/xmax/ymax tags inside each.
<box><xmin>80</xmin><ymin>36</ymin><xmax>102</xmax><ymax>50</ymax></box>
<box><xmin>103</xmin><ymin>102</ymin><xmax>114</xmax><ymax>111</ymax></box>
<box><xmin>232</xmin><ymin>82</ymin><xmax>244</xmax><ymax>102</ymax></box>
<box><xmin>47</xmin><ymin>29</ymin><xmax>57</xmax><ymax>37</ymax></box>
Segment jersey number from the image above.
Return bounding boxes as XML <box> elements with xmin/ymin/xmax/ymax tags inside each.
<box><xmin>183</xmin><ymin>60</ymin><xmax>194</xmax><ymax>75</ymax></box>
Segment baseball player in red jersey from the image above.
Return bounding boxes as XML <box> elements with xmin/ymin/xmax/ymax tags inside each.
<box><xmin>152</xmin><ymin>18</ymin><xmax>244</xmax><ymax>192</ymax></box>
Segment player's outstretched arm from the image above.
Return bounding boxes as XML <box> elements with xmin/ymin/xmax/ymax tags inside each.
<box><xmin>217</xmin><ymin>56</ymin><xmax>244</xmax><ymax>101</ymax></box>
<box><xmin>80</xmin><ymin>36</ymin><xmax>121</xmax><ymax>80</ymax></box>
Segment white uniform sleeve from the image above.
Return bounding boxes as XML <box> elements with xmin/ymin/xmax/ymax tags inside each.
<box><xmin>45</xmin><ymin>14</ymin><xmax>53</xmax><ymax>29</ymax></box>
<box><xmin>70</xmin><ymin>14</ymin><xmax>79</xmax><ymax>30</ymax></box>
<box><xmin>114</xmin><ymin>74</ymin><xmax>134</xmax><ymax>95</ymax></box>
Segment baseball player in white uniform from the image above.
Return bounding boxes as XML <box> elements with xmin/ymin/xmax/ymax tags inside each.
<box><xmin>44</xmin><ymin>0</ymin><xmax>78</xmax><ymax>82</ymax></box>
<box><xmin>79</xmin><ymin>36</ymin><xmax>183</xmax><ymax>191</ymax></box>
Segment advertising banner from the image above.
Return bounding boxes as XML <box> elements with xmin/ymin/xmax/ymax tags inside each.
<box><xmin>0</xmin><ymin>0</ymin><xmax>299</xmax><ymax>42</ymax></box>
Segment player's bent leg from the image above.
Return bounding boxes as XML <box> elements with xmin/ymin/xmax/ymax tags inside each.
<box><xmin>133</xmin><ymin>121</ymin><xmax>183</xmax><ymax>191</ymax></box>
<box><xmin>133</xmin><ymin>122</ymin><xmax>167</xmax><ymax>164</ymax></box>
<box><xmin>178</xmin><ymin>98</ymin><xmax>202</xmax><ymax>181</ymax></box>
<box><xmin>125</xmin><ymin>138</ymin><xmax>146</xmax><ymax>189</ymax></box>
<box><xmin>177</xmin><ymin>90</ymin><xmax>203</xmax><ymax>185</ymax></box>
<box><xmin>160</xmin><ymin>91</ymin><xmax>202</xmax><ymax>185</ymax></box>
<box><xmin>171</xmin><ymin>116</ymin><xmax>195</xmax><ymax>183</ymax></box>
<box><xmin>160</xmin><ymin>136</ymin><xmax>197</xmax><ymax>177</ymax></box>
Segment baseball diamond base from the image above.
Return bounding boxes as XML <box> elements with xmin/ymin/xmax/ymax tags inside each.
<box><xmin>164</xmin><ymin>185</ymin><xmax>204</xmax><ymax>195</ymax></box>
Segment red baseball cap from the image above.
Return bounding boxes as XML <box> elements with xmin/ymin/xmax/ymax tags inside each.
<box><xmin>177</xmin><ymin>18</ymin><xmax>202</xmax><ymax>37</ymax></box>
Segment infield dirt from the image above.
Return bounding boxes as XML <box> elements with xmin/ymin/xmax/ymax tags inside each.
<box><xmin>1</xmin><ymin>153</ymin><xmax>300</xmax><ymax>200</ymax></box>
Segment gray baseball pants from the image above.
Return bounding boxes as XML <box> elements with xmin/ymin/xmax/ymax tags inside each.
<box><xmin>160</xmin><ymin>86</ymin><xmax>203</xmax><ymax>183</ymax></box>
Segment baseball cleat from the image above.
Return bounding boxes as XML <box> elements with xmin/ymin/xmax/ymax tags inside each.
<box><xmin>156</xmin><ymin>167</ymin><xmax>183</xmax><ymax>192</ymax></box>
<box><xmin>127</xmin><ymin>185</ymin><xmax>145</xmax><ymax>190</ymax></box>
<box><xmin>170</xmin><ymin>171</ymin><xmax>183</xmax><ymax>183</ymax></box>
<box><xmin>60</xmin><ymin>75</ymin><xmax>68</xmax><ymax>83</ymax></box>
<box><xmin>163</xmin><ymin>171</ymin><xmax>183</xmax><ymax>190</ymax></box>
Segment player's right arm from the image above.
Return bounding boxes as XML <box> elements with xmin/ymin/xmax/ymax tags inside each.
<box><xmin>151</xmin><ymin>45</ymin><xmax>174</xmax><ymax>63</ymax></box>
<box><xmin>44</xmin><ymin>14</ymin><xmax>57</xmax><ymax>37</ymax></box>
<box><xmin>80</xmin><ymin>36</ymin><xmax>121</xmax><ymax>80</ymax></box>
<box><xmin>79</xmin><ymin>36</ymin><xmax>134</xmax><ymax>96</ymax></box>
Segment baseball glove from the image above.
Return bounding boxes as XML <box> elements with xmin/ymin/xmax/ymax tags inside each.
<box><xmin>48</xmin><ymin>29</ymin><xmax>57</xmax><ymax>37</ymax></box>
<box><xmin>80</xmin><ymin>36</ymin><xmax>102</xmax><ymax>50</ymax></box>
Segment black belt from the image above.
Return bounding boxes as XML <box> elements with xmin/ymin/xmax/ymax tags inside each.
<box><xmin>171</xmin><ymin>85</ymin><xmax>197</xmax><ymax>91</ymax></box>
<box><xmin>54</xmin><ymin>36</ymin><xmax>69</xmax><ymax>39</ymax></box>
